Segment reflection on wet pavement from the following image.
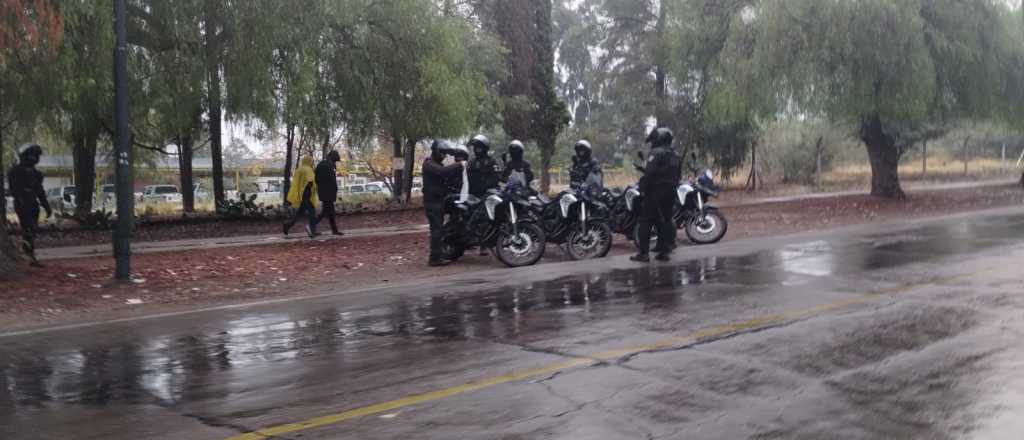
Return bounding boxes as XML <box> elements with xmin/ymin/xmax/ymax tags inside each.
<box><xmin>2</xmin><ymin>213</ymin><xmax>1024</xmax><ymax>439</ymax></box>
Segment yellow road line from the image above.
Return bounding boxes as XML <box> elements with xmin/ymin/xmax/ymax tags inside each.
<box><xmin>226</xmin><ymin>272</ymin><xmax>981</xmax><ymax>440</ymax></box>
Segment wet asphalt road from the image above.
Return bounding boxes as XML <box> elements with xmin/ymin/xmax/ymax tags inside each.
<box><xmin>3</xmin><ymin>207</ymin><xmax>1024</xmax><ymax>440</ymax></box>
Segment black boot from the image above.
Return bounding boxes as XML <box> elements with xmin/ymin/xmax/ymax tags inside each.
<box><xmin>630</xmin><ymin>254</ymin><xmax>650</xmax><ymax>263</ymax></box>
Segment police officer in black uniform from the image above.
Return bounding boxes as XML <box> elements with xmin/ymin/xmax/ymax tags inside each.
<box><xmin>467</xmin><ymin>135</ymin><xmax>500</xmax><ymax>198</ymax></box>
<box><xmin>7</xmin><ymin>144</ymin><xmax>52</xmax><ymax>267</ymax></box>
<box><xmin>569</xmin><ymin>139</ymin><xmax>602</xmax><ymax>188</ymax></box>
<box><xmin>422</xmin><ymin>140</ymin><xmax>466</xmax><ymax>267</ymax></box>
<box><xmin>501</xmin><ymin>140</ymin><xmax>534</xmax><ymax>188</ymax></box>
<box><xmin>632</xmin><ymin>128</ymin><xmax>682</xmax><ymax>263</ymax></box>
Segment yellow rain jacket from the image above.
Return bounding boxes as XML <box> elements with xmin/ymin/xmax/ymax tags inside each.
<box><xmin>286</xmin><ymin>156</ymin><xmax>319</xmax><ymax>207</ymax></box>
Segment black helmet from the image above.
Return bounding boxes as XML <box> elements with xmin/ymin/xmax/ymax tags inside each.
<box><xmin>468</xmin><ymin>134</ymin><xmax>490</xmax><ymax>155</ymax></box>
<box><xmin>326</xmin><ymin>150</ymin><xmax>341</xmax><ymax>163</ymax></box>
<box><xmin>574</xmin><ymin>140</ymin><xmax>592</xmax><ymax>160</ymax></box>
<box><xmin>645</xmin><ymin>128</ymin><xmax>673</xmax><ymax>149</ymax></box>
<box><xmin>430</xmin><ymin>139</ymin><xmax>455</xmax><ymax>156</ymax></box>
<box><xmin>451</xmin><ymin>144</ymin><xmax>470</xmax><ymax>161</ymax></box>
<box><xmin>508</xmin><ymin>140</ymin><xmax>525</xmax><ymax>160</ymax></box>
<box><xmin>18</xmin><ymin>143</ymin><xmax>43</xmax><ymax>158</ymax></box>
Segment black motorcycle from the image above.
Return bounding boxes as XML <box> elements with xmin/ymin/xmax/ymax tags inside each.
<box><xmin>624</xmin><ymin>152</ymin><xmax>728</xmax><ymax>249</ymax></box>
<box><xmin>673</xmin><ymin>169</ymin><xmax>728</xmax><ymax>245</ymax></box>
<box><xmin>531</xmin><ymin>172</ymin><xmax>613</xmax><ymax>260</ymax></box>
<box><xmin>599</xmin><ymin>184</ymin><xmax>642</xmax><ymax>240</ymax></box>
<box><xmin>440</xmin><ymin>174</ymin><xmax>547</xmax><ymax>267</ymax></box>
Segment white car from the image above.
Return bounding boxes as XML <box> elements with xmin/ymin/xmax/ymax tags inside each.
<box><xmin>142</xmin><ymin>185</ymin><xmax>183</xmax><ymax>204</ymax></box>
<box><xmin>46</xmin><ymin>186</ymin><xmax>77</xmax><ymax>212</ymax></box>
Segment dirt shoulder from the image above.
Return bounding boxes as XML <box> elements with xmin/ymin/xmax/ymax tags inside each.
<box><xmin>3</xmin><ymin>183</ymin><xmax>1023</xmax><ymax>330</ymax></box>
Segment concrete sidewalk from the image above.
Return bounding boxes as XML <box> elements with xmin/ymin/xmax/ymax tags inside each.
<box><xmin>37</xmin><ymin>178</ymin><xmax>1018</xmax><ymax>261</ymax></box>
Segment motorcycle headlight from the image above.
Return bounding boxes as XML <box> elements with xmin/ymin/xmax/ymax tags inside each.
<box><xmin>559</xmin><ymin>193</ymin><xmax>578</xmax><ymax>218</ymax></box>
<box><xmin>625</xmin><ymin>188</ymin><xmax>640</xmax><ymax>211</ymax></box>
<box><xmin>485</xmin><ymin>195</ymin><xmax>503</xmax><ymax>220</ymax></box>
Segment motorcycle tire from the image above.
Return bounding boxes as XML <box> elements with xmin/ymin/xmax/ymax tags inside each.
<box><xmin>439</xmin><ymin>234</ymin><xmax>466</xmax><ymax>262</ymax></box>
<box><xmin>567</xmin><ymin>221</ymin><xmax>613</xmax><ymax>260</ymax></box>
<box><xmin>685</xmin><ymin>209</ymin><xmax>728</xmax><ymax>245</ymax></box>
<box><xmin>494</xmin><ymin>222</ymin><xmax>546</xmax><ymax>267</ymax></box>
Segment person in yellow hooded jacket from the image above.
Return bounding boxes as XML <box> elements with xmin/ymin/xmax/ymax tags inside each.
<box><xmin>283</xmin><ymin>156</ymin><xmax>319</xmax><ymax>238</ymax></box>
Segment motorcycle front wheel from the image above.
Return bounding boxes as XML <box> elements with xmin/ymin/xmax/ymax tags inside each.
<box><xmin>685</xmin><ymin>209</ymin><xmax>728</xmax><ymax>245</ymax></box>
<box><xmin>495</xmin><ymin>222</ymin><xmax>546</xmax><ymax>267</ymax></box>
<box><xmin>567</xmin><ymin>221</ymin><xmax>613</xmax><ymax>260</ymax></box>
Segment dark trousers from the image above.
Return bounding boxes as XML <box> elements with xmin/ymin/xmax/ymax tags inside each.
<box><xmin>636</xmin><ymin>189</ymin><xmax>676</xmax><ymax>256</ymax></box>
<box><xmin>424</xmin><ymin>200</ymin><xmax>445</xmax><ymax>262</ymax></box>
<box><xmin>15</xmin><ymin>204</ymin><xmax>40</xmax><ymax>261</ymax></box>
<box><xmin>285</xmin><ymin>201</ymin><xmax>318</xmax><ymax>233</ymax></box>
<box><xmin>316</xmin><ymin>201</ymin><xmax>339</xmax><ymax>233</ymax></box>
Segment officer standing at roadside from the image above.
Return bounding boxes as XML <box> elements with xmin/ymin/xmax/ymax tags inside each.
<box><xmin>7</xmin><ymin>144</ymin><xmax>52</xmax><ymax>267</ymax></box>
<box><xmin>422</xmin><ymin>140</ymin><xmax>466</xmax><ymax>267</ymax></box>
<box><xmin>632</xmin><ymin>128</ymin><xmax>682</xmax><ymax>263</ymax></box>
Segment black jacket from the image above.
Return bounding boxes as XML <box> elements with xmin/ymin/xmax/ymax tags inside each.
<box><xmin>7</xmin><ymin>164</ymin><xmax>48</xmax><ymax>211</ymax></box>
<box><xmin>422</xmin><ymin>158</ymin><xmax>463</xmax><ymax>204</ymax></box>
<box><xmin>468</xmin><ymin>155</ymin><xmax>500</xmax><ymax>196</ymax></box>
<box><xmin>501</xmin><ymin>159</ymin><xmax>534</xmax><ymax>188</ymax></box>
<box><xmin>315</xmin><ymin>160</ymin><xmax>339</xmax><ymax>202</ymax></box>
<box><xmin>569</xmin><ymin>158</ymin><xmax>602</xmax><ymax>188</ymax></box>
<box><xmin>638</xmin><ymin>146</ymin><xmax>682</xmax><ymax>195</ymax></box>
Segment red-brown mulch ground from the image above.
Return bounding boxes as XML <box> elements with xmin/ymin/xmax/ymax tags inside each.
<box><xmin>3</xmin><ymin>184</ymin><xmax>1023</xmax><ymax>328</ymax></box>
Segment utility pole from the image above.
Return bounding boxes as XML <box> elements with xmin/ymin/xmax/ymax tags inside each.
<box><xmin>113</xmin><ymin>0</ymin><xmax>134</xmax><ymax>280</ymax></box>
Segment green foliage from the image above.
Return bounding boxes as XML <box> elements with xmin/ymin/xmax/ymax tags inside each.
<box><xmin>216</xmin><ymin>193</ymin><xmax>285</xmax><ymax>220</ymax></box>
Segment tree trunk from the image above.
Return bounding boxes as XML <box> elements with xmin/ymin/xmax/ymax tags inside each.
<box><xmin>814</xmin><ymin>135</ymin><xmax>824</xmax><ymax>189</ymax></box>
<box><xmin>179</xmin><ymin>135</ymin><xmax>195</xmax><ymax>212</ymax></box>
<box><xmin>962</xmin><ymin>137</ymin><xmax>970</xmax><ymax>177</ymax></box>
<box><xmin>73</xmin><ymin>124</ymin><xmax>99</xmax><ymax>218</ymax></box>
<box><xmin>0</xmin><ymin>98</ymin><xmax>17</xmax><ymax>281</ymax></box>
<box><xmin>921</xmin><ymin>140</ymin><xmax>928</xmax><ymax>176</ymax></box>
<box><xmin>391</xmin><ymin>134</ymin><xmax>404</xmax><ymax>200</ymax></box>
<box><xmin>283</xmin><ymin>124</ymin><xmax>295</xmax><ymax>203</ymax></box>
<box><xmin>539</xmin><ymin>134</ymin><xmax>555</xmax><ymax>194</ymax></box>
<box><xmin>653</xmin><ymin>0</ymin><xmax>670</xmax><ymax>127</ymax></box>
<box><xmin>403</xmin><ymin>139</ymin><xmax>416</xmax><ymax>203</ymax></box>
<box><xmin>205</xmin><ymin>1</ymin><xmax>226</xmax><ymax>206</ymax></box>
<box><xmin>860</xmin><ymin>116</ymin><xmax>905</xmax><ymax>199</ymax></box>
<box><xmin>745</xmin><ymin>138</ymin><xmax>759</xmax><ymax>191</ymax></box>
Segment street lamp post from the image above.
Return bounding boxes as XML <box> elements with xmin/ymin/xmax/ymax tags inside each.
<box><xmin>113</xmin><ymin>0</ymin><xmax>133</xmax><ymax>280</ymax></box>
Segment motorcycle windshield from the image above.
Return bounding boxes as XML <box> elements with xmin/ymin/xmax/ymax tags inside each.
<box><xmin>506</xmin><ymin>171</ymin><xmax>527</xmax><ymax>191</ymax></box>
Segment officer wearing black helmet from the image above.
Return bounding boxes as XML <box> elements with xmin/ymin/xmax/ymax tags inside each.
<box><xmin>445</xmin><ymin>144</ymin><xmax>471</xmax><ymax>194</ymax></box>
<box><xmin>632</xmin><ymin>127</ymin><xmax>682</xmax><ymax>263</ymax></box>
<box><xmin>422</xmin><ymin>139</ymin><xmax>466</xmax><ymax>267</ymax></box>
<box><xmin>467</xmin><ymin>135</ymin><xmax>500</xmax><ymax>198</ymax></box>
<box><xmin>501</xmin><ymin>140</ymin><xmax>534</xmax><ymax>188</ymax></box>
<box><xmin>7</xmin><ymin>144</ymin><xmax>52</xmax><ymax>267</ymax></box>
<box><xmin>569</xmin><ymin>139</ymin><xmax>602</xmax><ymax>188</ymax></box>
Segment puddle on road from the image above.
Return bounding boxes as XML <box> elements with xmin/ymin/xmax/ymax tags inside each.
<box><xmin>1</xmin><ymin>214</ymin><xmax>1022</xmax><ymax>413</ymax></box>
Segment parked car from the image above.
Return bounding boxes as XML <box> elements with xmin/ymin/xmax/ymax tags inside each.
<box><xmin>142</xmin><ymin>185</ymin><xmax>183</xmax><ymax>204</ymax></box>
<box><xmin>99</xmin><ymin>184</ymin><xmax>117</xmax><ymax>211</ymax></box>
<box><xmin>46</xmin><ymin>185</ymin><xmax>77</xmax><ymax>212</ymax></box>
<box><xmin>365</xmin><ymin>181</ymin><xmax>391</xmax><ymax>197</ymax></box>
<box><xmin>192</xmin><ymin>184</ymin><xmax>212</xmax><ymax>201</ymax></box>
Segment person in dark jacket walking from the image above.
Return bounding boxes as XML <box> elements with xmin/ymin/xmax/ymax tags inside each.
<box><xmin>423</xmin><ymin>140</ymin><xmax>466</xmax><ymax>266</ymax></box>
<box><xmin>569</xmin><ymin>139</ymin><xmax>602</xmax><ymax>188</ymax></box>
<box><xmin>501</xmin><ymin>140</ymin><xmax>534</xmax><ymax>188</ymax></box>
<box><xmin>632</xmin><ymin>128</ymin><xmax>682</xmax><ymax>263</ymax></box>
<box><xmin>7</xmin><ymin>144</ymin><xmax>52</xmax><ymax>267</ymax></box>
<box><xmin>315</xmin><ymin>151</ymin><xmax>343</xmax><ymax>235</ymax></box>
<box><xmin>467</xmin><ymin>135</ymin><xmax>500</xmax><ymax>197</ymax></box>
